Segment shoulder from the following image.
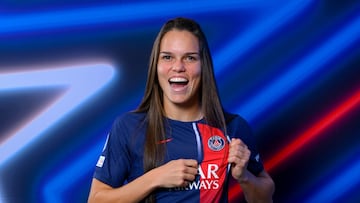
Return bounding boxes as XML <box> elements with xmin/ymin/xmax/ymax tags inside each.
<box><xmin>224</xmin><ymin>111</ymin><xmax>253</xmax><ymax>139</ymax></box>
<box><xmin>224</xmin><ymin>111</ymin><xmax>250</xmax><ymax>129</ymax></box>
<box><xmin>114</xmin><ymin>111</ymin><xmax>146</xmax><ymax>125</ymax></box>
<box><xmin>111</xmin><ymin>111</ymin><xmax>147</xmax><ymax>134</ymax></box>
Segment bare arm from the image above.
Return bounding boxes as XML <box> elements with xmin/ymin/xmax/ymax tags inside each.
<box><xmin>88</xmin><ymin>159</ymin><xmax>198</xmax><ymax>203</ymax></box>
<box><xmin>238</xmin><ymin>170</ymin><xmax>275</xmax><ymax>203</ymax></box>
<box><xmin>228</xmin><ymin>138</ymin><xmax>275</xmax><ymax>203</ymax></box>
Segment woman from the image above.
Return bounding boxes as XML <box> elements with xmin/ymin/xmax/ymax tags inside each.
<box><xmin>88</xmin><ymin>17</ymin><xmax>274</xmax><ymax>203</ymax></box>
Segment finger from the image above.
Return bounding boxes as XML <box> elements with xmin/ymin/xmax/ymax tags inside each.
<box><xmin>233</xmin><ymin>147</ymin><xmax>250</xmax><ymax>159</ymax></box>
<box><xmin>181</xmin><ymin>180</ymin><xmax>191</xmax><ymax>187</ymax></box>
<box><xmin>184</xmin><ymin>165</ymin><xmax>198</xmax><ymax>175</ymax></box>
<box><xmin>183</xmin><ymin>159</ymin><xmax>198</xmax><ymax>168</ymax></box>
<box><xmin>228</xmin><ymin>145</ymin><xmax>247</xmax><ymax>158</ymax></box>
<box><xmin>230</xmin><ymin>140</ymin><xmax>249</xmax><ymax>154</ymax></box>
<box><xmin>228</xmin><ymin>155</ymin><xmax>247</xmax><ymax>164</ymax></box>
<box><xmin>231</xmin><ymin>138</ymin><xmax>248</xmax><ymax>148</ymax></box>
<box><xmin>228</xmin><ymin>148</ymin><xmax>250</xmax><ymax>163</ymax></box>
<box><xmin>183</xmin><ymin>173</ymin><xmax>196</xmax><ymax>182</ymax></box>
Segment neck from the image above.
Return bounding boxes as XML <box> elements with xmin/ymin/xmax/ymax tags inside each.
<box><xmin>165</xmin><ymin>104</ymin><xmax>203</xmax><ymax>122</ymax></box>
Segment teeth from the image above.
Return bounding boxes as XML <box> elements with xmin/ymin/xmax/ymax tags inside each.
<box><xmin>169</xmin><ymin>77</ymin><xmax>188</xmax><ymax>82</ymax></box>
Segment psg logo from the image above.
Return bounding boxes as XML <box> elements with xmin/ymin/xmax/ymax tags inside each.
<box><xmin>208</xmin><ymin>135</ymin><xmax>225</xmax><ymax>151</ymax></box>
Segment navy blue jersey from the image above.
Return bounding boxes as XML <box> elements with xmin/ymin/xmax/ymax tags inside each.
<box><xmin>93</xmin><ymin>112</ymin><xmax>264</xmax><ymax>202</ymax></box>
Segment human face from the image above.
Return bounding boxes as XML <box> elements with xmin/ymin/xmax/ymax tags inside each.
<box><xmin>157</xmin><ymin>30</ymin><xmax>201</xmax><ymax>111</ymax></box>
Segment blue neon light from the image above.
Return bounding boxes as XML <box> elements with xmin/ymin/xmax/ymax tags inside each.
<box><xmin>305</xmin><ymin>158</ymin><xmax>360</xmax><ymax>202</ymax></box>
<box><xmin>43</xmin><ymin>141</ymin><xmax>104</xmax><ymax>203</ymax></box>
<box><xmin>213</xmin><ymin>0</ymin><xmax>312</xmax><ymax>74</ymax></box>
<box><xmin>236</xmin><ymin>14</ymin><xmax>360</xmax><ymax>122</ymax></box>
<box><xmin>0</xmin><ymin>64</ymin><xmax>116</xmax><ymax>165</ymax></box>
<box><xmin>35</xmin><ymin>3</ymin><xmax>313</xmax><ymax>199</ymax></box>
<box><xmin>0</xmin><ymin>0</ymin><xmax>268</xmax><ymax>35</ymax></box>
<box><xmin>30</xmin><ymin>1</ymin><xmax>318</xmax><ymax>202</ymax></box>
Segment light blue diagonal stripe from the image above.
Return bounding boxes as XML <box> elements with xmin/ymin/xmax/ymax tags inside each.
<box><xmin>236</xmin><ymin>14</ymin><xmax>360</xmax><ymax>122</ymax></box>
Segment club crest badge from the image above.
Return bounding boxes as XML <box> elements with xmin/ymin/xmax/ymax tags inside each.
<box><xmin>208</xmin><ymin>135</ymin><xmax>225</xmax><ymax>151</ymax></box>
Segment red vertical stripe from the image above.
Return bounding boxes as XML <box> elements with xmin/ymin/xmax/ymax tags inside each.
<box><xmin>197</xmin><ymin>123</ymin><xmax>229</xmax><ymax>203</ymax></box>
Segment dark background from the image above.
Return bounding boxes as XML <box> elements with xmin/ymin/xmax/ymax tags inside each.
<box><xmin>0</xmin><ymin>0</ymin><xmax>360</xmax><ymax>202</ymax></box>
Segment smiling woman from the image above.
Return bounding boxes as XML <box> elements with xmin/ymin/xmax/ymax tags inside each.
<box><xmin>157</xmin><ymin>30</ymin><xmax>202</xmax><ymax>119</ymax></box>
<box><xmin>88</xmin><ymin>17</ymin><xmax>274</xmax><ymax>203</ymax></box>
<box><xmin>0</xmin><ymin>1</ymin><xmax>359</xmax><ymax>202</ymax></box>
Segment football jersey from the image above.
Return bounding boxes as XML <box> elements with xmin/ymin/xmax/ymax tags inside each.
<box><xmin>93</xmin><ymin>112</ymin><xmax>264</xmax><ymax>203</ymax></box>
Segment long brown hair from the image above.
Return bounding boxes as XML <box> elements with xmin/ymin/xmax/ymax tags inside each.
<box><xmin>134</xmin><ymin>17</ymin><xmax>226</xmax><ymax>202</ymax></box>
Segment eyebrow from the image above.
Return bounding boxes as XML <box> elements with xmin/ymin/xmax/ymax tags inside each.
<box><xmin>159</xmin><ymin>51</ymin><xmax>200</xmax><ymax>55</ymax></box>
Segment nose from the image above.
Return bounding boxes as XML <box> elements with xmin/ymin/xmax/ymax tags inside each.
<box><xmin>172</xmin><ymin>59</ymin><xmax>185</xmax><ymax>72</ymax></box>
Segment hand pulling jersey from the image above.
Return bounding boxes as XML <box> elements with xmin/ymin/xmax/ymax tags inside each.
<box><xmin>93</xmin><ymin>112</ymin><xmax>264</xmax><ymax>203</ymax></box>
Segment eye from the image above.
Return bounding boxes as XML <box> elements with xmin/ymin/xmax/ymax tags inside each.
<box><xmin>161</xmin><ymin>55</ymin><xmax>172</xmax><ymax>61</ymax></box>
<box><xmin>187</xmin><ymin>56</ymin><xmax>195</xmax><ymax>61</ymax></box>
<box><xmin>185</xmin><ymin>55</ymin><xmax>198</xmax><ymax>62</ymax></box>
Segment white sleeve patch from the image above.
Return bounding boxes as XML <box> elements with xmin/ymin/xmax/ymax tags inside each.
<box><xmin>96</xmin><ymin>155</ymin><xmax>106</xmax><ymax>167</ymax></box>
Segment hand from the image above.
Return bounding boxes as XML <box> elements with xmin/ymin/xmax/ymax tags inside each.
<box><xmin>151</xmin><ymin>159</ymin><xmax>198</xmax><ymax>188</ymax></box>
<box><xmin>228</xmin><ymin>138</ymin><xmax>251</xmax><ymax>183</ymax></box>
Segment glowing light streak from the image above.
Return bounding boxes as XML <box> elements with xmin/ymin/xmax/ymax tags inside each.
<box><xmin>213</xmin><ymin>0</ymin><xmax>312</xmax><ymax>74</ymax></box>
<box><xmin>265</xmin><ymin>87</ymin><xmax>360</xmax><ymax>171</ymax></box>
<box><xmin>305</xmin><ymin>156</ymin><xmax>360</xmax><ymax>202</ymax></box>
<box><xmin>0</xmin><ymin>0</ymin><xmax>267</xmax><ymax>35</ymax></box>
<box><xmin>228</xmin><ymin>87</ymin><xmax>360</xmax><ymax>201</ymax></box>
<box><xmin>32</xmin><ymin>2</ymin><xmax>315</xmax><ymax>201</ymax></box>
<box><xmin>0</xmin><ymin>64</ymin><xmax>116</xmax><ymax>165</ymax></box>
<box><xmin>227</xmin><ymin>13</ymin><xmax>360</xmax><ymax>201</ymax></box>
<box><xmin>0</xmin><ymin>1</ymin><xmax>358</xmax><ymax>201</ymax></box>
<box><xmin>236</xmin><ymin>14</ymin><xmax>360</xmax><ymax>122</ymax></box>
<box><xmin>43</xmin><ymin>141</ymin><xmax>104</xmax><ymax>203</ymax></box>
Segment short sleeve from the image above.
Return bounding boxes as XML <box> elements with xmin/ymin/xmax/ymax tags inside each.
<box><xmin>225</xmin><ymin>113</ymin><xmax>264</xmax><ymax>176</ymax></box>
<box><xmin>93</xmin><ymin>117</ymin><xmax>131</xmax><ymax>188</ymax></box>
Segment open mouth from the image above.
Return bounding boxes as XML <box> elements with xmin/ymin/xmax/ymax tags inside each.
<box><xmin>169</xmin><ymin>77</ymin><xmax>189</xmax><ymax>88</ymax></box>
